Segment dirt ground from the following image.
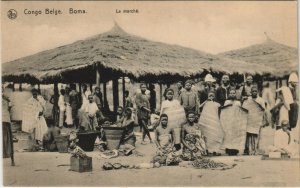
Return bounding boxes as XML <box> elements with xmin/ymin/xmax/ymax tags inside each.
<box><xmin>3</xmin><ymin>132</ymin><xmax>300</xmax><ymax>187</ymax></box>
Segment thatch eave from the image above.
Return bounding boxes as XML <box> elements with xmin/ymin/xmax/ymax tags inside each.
<box><xmin>2</xmin><ymin>24</ymin><xmax>275</xmax><ymax>84</ymax></box>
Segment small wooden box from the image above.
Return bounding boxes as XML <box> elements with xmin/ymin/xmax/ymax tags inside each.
<box><xmin>70</xmin><ymin>156</ymin><xmax>92</xmax><ymax>172</ymax></box>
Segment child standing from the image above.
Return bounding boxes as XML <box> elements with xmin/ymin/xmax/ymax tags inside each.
<box><xmin>179</xmin><ymin>80</ymin><xmax>199</xmax><ymax>116</ymax></box>
<box><xmin>85</xmin><ymin>95</ymin><xmax>99</xmax><ymax>130</ymax></box>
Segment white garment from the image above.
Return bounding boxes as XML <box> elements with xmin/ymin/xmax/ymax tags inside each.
<box><xmin>288</xmin><ymin>72</ymin><xmax>298</xmax><ymax>83</ymax></box>
<box><xmin>255</xmin><ymin>96</ymin><xmax>266</xmax><ymax>110</ymax></box>
<box><xmin>262</xmin><ymin>88</ymin><xmax>275</xmax><ymax>110</ymax></box>
<box><xmin>22</xmin><ymin>97</ymin><xmax>48</xmax><ymax>141</ymax></box>
<box><xmin>276</xmin><ymin>86</ymin><xmax>293</xmax><ymax>110</ymax></box>
<box><xmin>274</xmin><ymin>129</ymin><xmax>290</xmax><ymax>149</ymax></box>
<box><xmin>65</xmin><ymin>104</ymin><xmax>73</xmax><ymax>125</ymax></box>
<box><xmin>37</xmin><ymin>95</ymin><xmax>46</xmax><ymax>107</ymax></box>
<box><xmin>58</xmin><ymin>95</ymin><xmax>65</xmax><ymax>111</ymax></box>
<box><xmin>275</xmin><ymin>98</ymin><xmax>289</xmax><ymax>126</ymax></box>
<box><xmin>270</xmin><ymin>128</ymin><xmax>299</xmax><ymax>156</ymax></box>
<box><xmin>80</xmin><ymin>90</ymin><xmax>91</xmax><ymax>110</ymax></box>
<box><xmin>35</xmin><ymin>117</ymin><xmax>48</xmax><ymax>141</ymax></box>
<box><xmin>85</xmin><ymin>102</ymin><xmax>99</xmax><ymax>117</ymax></box>
<box><xmin>290</xmin><ymin>118</ymin><xmax>300</xmax><ymax>156</ymax></box>
<box><xmin>224</xmin><ymin>100</ymin><xmax>241</xmax><ymax>106</ymax></box>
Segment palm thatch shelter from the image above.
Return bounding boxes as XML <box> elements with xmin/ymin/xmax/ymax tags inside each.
<box><xmin>218</xmin><ymin>37</ymin><xmax>298</xmax><ymax>79</ymax></box>
<box><xmin>2</xmin><ymin>23</ymin><xmax>272</xmax><ymax>116</ymax></box>
<box><xmin>2</xmin><ymin>23</ymin><xmax>272</xmax><ymax>84</ymax></box>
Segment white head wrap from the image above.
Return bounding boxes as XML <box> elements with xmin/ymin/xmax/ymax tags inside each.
<box><xmin>288</xmin><ymin>72</ymin><xmax>298</xmax><ymax>83</ymax></box>
<box><xmin>204</xmin><ymin>74</ymin><xmax>216</xmax><ymax>82</ymax></box>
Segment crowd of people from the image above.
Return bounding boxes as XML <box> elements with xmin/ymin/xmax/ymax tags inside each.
<box><xmin>146</xmin><ymin>72</ymin><xmax>299</xmax><ymax>160</ymax></box>
<box><xmin>2</xmin><ymin>72</ymin><xmax>299</xmax><ymax>166</ymax></box>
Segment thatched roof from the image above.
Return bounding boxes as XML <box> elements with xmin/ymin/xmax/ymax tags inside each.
<box><xmin>218</xmin><ymin>38</ymin><xmax>298</xmax><ymax>78</ymax></box>
<box><xmin>2</xmin><ymin>23</ymin><xmax>272</xmax><ymax>84</ymax></box>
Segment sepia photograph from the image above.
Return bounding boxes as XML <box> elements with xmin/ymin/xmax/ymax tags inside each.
<box><xmin>1</xmin><ymin>1</ymin><xmax>299</xmax><ymax>187</ymax></box>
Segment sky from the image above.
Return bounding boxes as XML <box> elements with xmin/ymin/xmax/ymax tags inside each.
<box><xmin>1</xmin><ymin>1</ymin><xmax>298</xmax><ymax>63</ymax></box>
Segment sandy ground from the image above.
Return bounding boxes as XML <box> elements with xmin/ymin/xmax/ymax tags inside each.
<box><xmin>3</xmin><ymin>132</ymin><xmax>300</xmax><ymax>187</ymax></box>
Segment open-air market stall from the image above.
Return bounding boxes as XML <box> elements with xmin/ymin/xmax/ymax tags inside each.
<box><xmin>2</xmin><ymin>23</ymin><xmax>273</xmax><ymax>125</ymax></box>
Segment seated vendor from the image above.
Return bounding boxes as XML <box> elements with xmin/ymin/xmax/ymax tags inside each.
<box><xmin>268</xmin><ymin>120</ymin><xmax>295</xmax><ymax>156</ymax></box>
<box><xmin>43</xmin><ymin>125</ymin><xmax>61</xmax><ymax>152</ymax></box>
<box><xmin>116</xmin><ymin>106</ymin><xmax>124</xmax><ymax>126</ymax></box>
<box><xmin>181</xmin><ymin>111</ymin><xmax>207</xmax><ymax>161</ymax></box>
<box><xmin>153</xmin><ymin>114</ymin><xmax>181</xmax><ymax>166</ymax></box>
<box><xmin>155</xmin><ymin>114</ymin><xmax>175</xmax><ymax>152</ymax></box>
<box><xmin>119</xmin><ymin>108</ymin><xmax>136</xmax><ymax>147</ymax></box>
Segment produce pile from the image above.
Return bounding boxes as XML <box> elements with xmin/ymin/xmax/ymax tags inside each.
<box><xmin>192</xmin><ymin>158</ymin><xmax>227</xmax><ymax>169</ymax></box>
<box><xmin>102</xmin><ymin>162</ymin><xmax>158</xmax><ymax>170</ymax></box>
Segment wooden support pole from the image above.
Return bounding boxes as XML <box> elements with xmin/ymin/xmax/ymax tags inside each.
<box><xmin>89</xmin><ymin>83</ymin><xmax>93</xmax><ymax>93</ymax></box>
<box><xmin>53</xmin><ymin>83</ymin><xmax>59</xmax><ymax>126</ymax></box>
<box><xmin>103</xmin><ymin>82</ymin><xmax>109</xmax><ymax>112</ymax></box>
<box><xmin>38</xmin><ymin>84</ymin><xmax>41</xmax><ymax>93</ymax></box>
<box><xmin>159</xmin><ymin>83</ymin><xmax>163</xmax><ymax>106</ymax></box>
<box><xmin>122</xmin><ymin>77</ymin><xmax>126</xmax><ymax>108</ymax></box>
<box><xmin>112</xmin><ymin>78</ymin><xmax>119</xmax><ymax>113</ymax></box>
<box><xmin>54</xmin><ymin>83</ymin><xmax>59</xmax><ymax>97</ymax></box>
<box><xmin>275</xmin><ymin>79</ymin><xmax>279</xmax><ymax>99</ymax></box>
<box><xmin>19</xmin><ymin>83</ymin><xmax>22</xmax><ymax>92</ymax></box>
<box><xmin>12</xmin><ymin>83</ymin><xmax>15</xmax><ymax>92</ymax></box>
<box><xmin>78</xmin><ymin>83</ymin><xmax>82</xmax><ymax>95</ymax></box>
<box><xmin>258</xmin><ymin>75</ymin><xmax>263</xmax><ymax>97</ymax></box>
<box><xmin>96</xmin><ymin>63</ymin><xmax>101</xmax><ymax>87</ymax></box>
<box><xmin>279</xmin><ymin>79</ymin><xmax>283</xmax><ymax>88</ymax></box>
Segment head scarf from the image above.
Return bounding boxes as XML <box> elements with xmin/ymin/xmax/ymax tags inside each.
<box><xmin>288</xmin><ymin>72</ymin><xmax>298</xmax><ymax>83</ymax></box>
<box><xmin>204</xmin><ymin>74</ymin><xmax>216</xmax><ymax>82</ymax></box>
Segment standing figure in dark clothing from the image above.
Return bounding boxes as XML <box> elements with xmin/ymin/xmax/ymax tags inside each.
<box><xmin>149</xmin><ymin>83</ymin><xmax>157</xmax><ymax>113</ymax></box>
<box><xmin>135</xmin><ymin>83</ymin><xmax>152</xmax><ymax>144</ymax></box>
<box><xmin>163</xmin><ymin>85</ymin><xmax>171</xmax><ymax>100</ymax></box>
<box><xmin>216</xmin><ymin>74</ymin><xmax>231</xmax><ymax>106</ymax></box>
<box><xmin>124</xmin><ymin>90</ymin><xmax>134</xmax><ymax>108</ymax></box>
<box><xmin>93</xmin><ymin>86</ymin><xmax>103</xmax><ymax>111</ymax></box>
<box><xmin>179</xmin><ymin>80</ymin><xmax>199</xmax><ymax>116</ymax></box>
<box><xmin>49</xmin><ymin>86</ymin><xmax>60</xmax><ymax>127</ymax></box>
<box><xmin>198</xmin><ymin>74</ymin><xmax>215</xmax><ymax>111</ymax></box>
<box><xmin>2</xmin><ymin>93</ymin><xmax>15</xmax><ymax>166</ymax></box>
<box><xmin>69</xmin><ymin>84</ymin><xmax>80</xmax><ymax>129</ymax></box>
<box><xmin>241</xmin><ymin>75</ymin><xmax>255</xmax><ymax>102</ymax></box>
<box><xmin>177</xmin><ymin>81</ymin><xmax>186</xmax><ymax>99</ymax></box>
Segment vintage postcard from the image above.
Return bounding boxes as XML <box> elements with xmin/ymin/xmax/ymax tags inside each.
<box><xmin>1</xmin><ymin>0</ymin><xmax>299</xmax><ymax>187</ymax></box>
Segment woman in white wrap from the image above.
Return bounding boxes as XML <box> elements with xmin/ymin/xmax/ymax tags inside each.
<box><xmin>273</xmin><ymin>86</ymin><xmax>294</xmax><ymax>129</ymax></box>
<box><xmin>22</xmin><ymin>89</ymin><xmax>48</xmax><ymax>143</ymax></box>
